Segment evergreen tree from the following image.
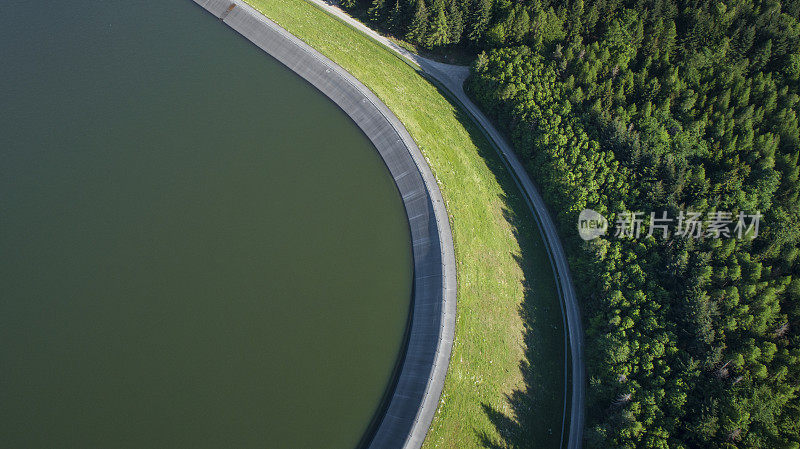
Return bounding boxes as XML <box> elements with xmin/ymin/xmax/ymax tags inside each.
<box><xmin>340</xmin><ymin>0</ymin><xmax>357</xmax><ymax>10</ymax></box>
<box><xmin>509</xmin><ymin>6</ymin><xmax>530</xmax><ymax>43</ymax></box>
<box><xmin>406</xmin><ymin>0</ymin><xmax>429</xmax><ymax>44</ymax></box>
<box><xmin>569</xmin><ymin>0</ymin><xmax>584</xmax><ymax>37</ymax></box>
<box><xmin>467</xmin><ymin>0</ymin><xmax>491</xmax><ymax>45</ymax></box>
<box><xmin>426</xmin><ymin>0</ymin><xmax>450</xmax><ymax>47</ymax></box>
<box><xmin>447</xmin><ymin>0</ymin><xmax>465</xmax><ymax>45</ymax></box>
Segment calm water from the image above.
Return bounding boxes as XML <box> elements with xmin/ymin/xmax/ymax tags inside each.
<box><xmin>0</xmin><ymin>1</ymin><xmax>412</xmax><ymax>447</ymax></box>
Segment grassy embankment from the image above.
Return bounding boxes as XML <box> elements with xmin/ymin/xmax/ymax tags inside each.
<box><xmin>246</xmin><ymin>1</ymin><xmax>566</xmax><ymax>447</ymax></box>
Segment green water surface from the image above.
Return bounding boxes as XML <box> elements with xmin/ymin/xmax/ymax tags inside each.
<box><xmin>0</xmin><ymin>1</ymin><xmax>412</xmax><ymax>447</ymax></box>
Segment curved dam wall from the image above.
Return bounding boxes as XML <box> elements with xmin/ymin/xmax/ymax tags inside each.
<box><xmin>189</xmin><ymin>1</ymin><xmax>457</xmax><ymax>448</ymax></box>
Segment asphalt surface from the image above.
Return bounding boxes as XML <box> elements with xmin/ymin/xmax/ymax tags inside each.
<box><xmin>305</xmin><ymin>1</ymin><xmax>586</xmax><ymax>448</ymax></box>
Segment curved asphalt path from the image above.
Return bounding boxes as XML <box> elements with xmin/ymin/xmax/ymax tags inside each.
<box><xmin>190</xmin><ymin>1</ymin><xmax>457</xmax><ymax>448</ymax></box>
<box><xmin>304</xmin><ymin>1</ymin><xmax>586</xmax><ymax>448</ymax></box>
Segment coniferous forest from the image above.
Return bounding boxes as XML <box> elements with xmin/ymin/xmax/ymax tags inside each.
<box><xmin>343</xmin><ymin>0</ymin><xmax>800</xmax><ymax>447</ymax></box>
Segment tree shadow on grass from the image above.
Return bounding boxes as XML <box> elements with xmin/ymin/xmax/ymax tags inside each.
<box><xmin>472</xmin><ymin>201</ymin><xmax>566</xmax><ymax>449</ymax></box>
<box><xmin>438</xmin><ymin>86</ymin><xmax>567</xmax><ymax>449</ymax></box>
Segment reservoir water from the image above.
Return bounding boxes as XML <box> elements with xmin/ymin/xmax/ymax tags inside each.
<box><xmin>0</xmin><ymin>1</ymin><xmax>412</xmax><ymax>447</ymax></box>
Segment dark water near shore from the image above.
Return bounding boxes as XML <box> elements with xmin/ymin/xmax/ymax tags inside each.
<box><xmin>0</xmin><ymin>1</ymin><xmax>412</xmax><ymax>447</ymax></box>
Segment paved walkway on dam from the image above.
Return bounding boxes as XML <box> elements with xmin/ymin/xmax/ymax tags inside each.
<box><xmin>305</xmin><ymin>1</ymin><xmax>586</xmax><ymax>448</ymax></box>
<box><xmin>189</xmin><ymin>1</ymin><xmax>457</xmax><ymax>449</ymax></box>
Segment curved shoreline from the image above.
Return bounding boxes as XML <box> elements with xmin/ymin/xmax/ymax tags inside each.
<box><xmin>296</xmin><ymin>2</ymin><xmax>585</xmax><ymax>448</ymax></box>
<box><xmin>190</xmin><ymin>1</ymin><xmax>457</xmax><ymax>448</ymax></box>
